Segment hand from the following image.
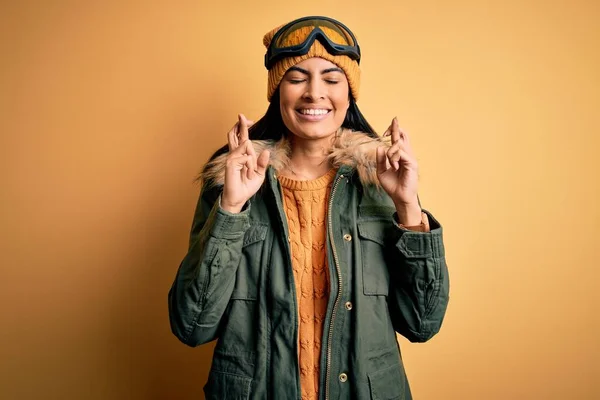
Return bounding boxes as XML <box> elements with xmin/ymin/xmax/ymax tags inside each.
<box><xmin>221</xmin><ymin>114</ymin><xmax>270</xmax><ymax>213</ymax></box>
<box><xmin>376</xmin><ymin>117</ymin><xmax>422</xmax><ymax>224</ymax></box>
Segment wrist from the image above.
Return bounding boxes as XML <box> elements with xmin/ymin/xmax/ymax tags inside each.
<box><xmin>220</xmin><ymin>197</ymin><xmax>244</xmax><ymax>214</ymax></box>
<box><xmin>394</xmin><ymin>200</ymin><xmax>422</xmax><ymax>226</ymax></box>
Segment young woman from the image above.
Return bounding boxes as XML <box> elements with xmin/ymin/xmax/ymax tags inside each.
<box><xmin>169</xmin><ymin>16</ymin><xmax>449</xmax><ymax>400</ymax></box>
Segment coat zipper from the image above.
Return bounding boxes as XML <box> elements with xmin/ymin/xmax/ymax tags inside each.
<box><xmin>274</xmin><ymin>175</ymin><xmax>303</xmax><ymax>400</ymax></box>
<box><xmin>325</xmin><ymin>174</ymin><xmax>343</xmax><ymax>400</ymax></box>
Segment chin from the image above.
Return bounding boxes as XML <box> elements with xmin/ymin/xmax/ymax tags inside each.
<box><xmin>291</xmin><ymin>119</ymin><xmax>340</xmax><ymax>138</ymax></box>
<box><xmin>294</xmin><ymin>127</ymin><xmax>337</xmax><ymax>140</ymax></box>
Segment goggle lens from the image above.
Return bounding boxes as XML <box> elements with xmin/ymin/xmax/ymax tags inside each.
<box><xmin>274</xmin><ymin>19</ymin><xmax>355</xmax><ymax>48</ymax></box>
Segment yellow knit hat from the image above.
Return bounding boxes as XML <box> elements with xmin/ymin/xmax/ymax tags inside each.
<box><xmin>263</xmin><ymin>21</ymin><xmax>361</xmax><ymax>102</ymax></box>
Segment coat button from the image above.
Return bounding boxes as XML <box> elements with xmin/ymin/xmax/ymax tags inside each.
<box><xmin>343</xmin><ymin>234</ymin><xmax>352</xmax><ymax>241</ymax></box>
<box><xmin>345</xmin><ymin>301</ymin><xmax>353</xmax><ymax>311</ymax></box>
<box><xmin>339</xmin><ymin>373</ymin><xmax>348</xmax><ymax>382</ymax></box>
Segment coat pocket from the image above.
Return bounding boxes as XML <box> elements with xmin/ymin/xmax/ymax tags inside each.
<box><xmin>231</xmin><ymin>223</ymin><xmax>268</xmax><ymax>300</ymax></box>
<box><xmin>367</xmin><ymin>363</ymin><xmax>406</xmax><ymax>400</ymax></box>
<box><xmin>204</xmin><ymin>370</ymin><xmax>252</xmax><ymax>400</ymax></box>
<box><xmin>357</xmin><ymin>221</ymin><xmax>391</xmax><ymax>296</ymax></box>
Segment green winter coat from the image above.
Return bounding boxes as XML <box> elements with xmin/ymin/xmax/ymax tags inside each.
<box><xmin>168</xmin><ymin>130</ymin><xmax>450</xmax><ymax>400</ymax></box>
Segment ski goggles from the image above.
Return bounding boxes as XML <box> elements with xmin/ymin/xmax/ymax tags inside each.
<box><xmin>264</xmin><ymin>16</ymin><xmax>361</xmax><ymax>70</ymax></box>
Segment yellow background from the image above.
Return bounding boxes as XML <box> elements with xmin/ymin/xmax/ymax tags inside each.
<box><xmin>1</xmin><ymin>1</ymin><xmax>598</xmax><ymax>399</ymax></box>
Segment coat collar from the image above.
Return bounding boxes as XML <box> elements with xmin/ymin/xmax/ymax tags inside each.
<box><xmin>200</xmin><ymin>128</ymin><xmax>391</xmax><ymax>187</ymax></box>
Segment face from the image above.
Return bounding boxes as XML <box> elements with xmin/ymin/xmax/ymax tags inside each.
<box><xmin>279</xmin><ymin>57</ymin><xmax>350</xmax><ymax>143</ymax></box>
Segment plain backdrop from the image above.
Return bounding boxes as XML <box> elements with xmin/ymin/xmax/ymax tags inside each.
<box><xmin>1</xmin><ymin>1</ymin><xmax>598</xmax><ymax>399</ymax></box>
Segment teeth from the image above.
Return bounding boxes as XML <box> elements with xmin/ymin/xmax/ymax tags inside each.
<box><xmin>299</xmin><ymin>109</ymin><xmax>329</xmax><ymax>115</ymax></box>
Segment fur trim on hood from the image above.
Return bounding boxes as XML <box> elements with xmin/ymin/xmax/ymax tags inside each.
<box><xmin>200</xmin><ymin>129</ymin><xmax>392</xmax><ymax>187</ymax></box>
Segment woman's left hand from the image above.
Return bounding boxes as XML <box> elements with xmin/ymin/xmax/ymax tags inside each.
<box><xmin>376</xmin><ymin>117</ymin><xmax>422</xmax><ymax>222</ymax></box>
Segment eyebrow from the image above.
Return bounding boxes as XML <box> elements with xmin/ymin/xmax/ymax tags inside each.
<box><xmin>286</xmin><ymin>66</ymin><xmax>344</xmax><ymax>75</ymax></box>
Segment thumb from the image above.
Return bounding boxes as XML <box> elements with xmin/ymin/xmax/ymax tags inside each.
<box><xmin>256</xmin><ymin>149</ymin><xmax>270</xmax><ymax>175</ymax></box>
<box><xmin>376</xmin><ymin>145</ymin><xmax>387</xmax><ymax>175</ymax></box>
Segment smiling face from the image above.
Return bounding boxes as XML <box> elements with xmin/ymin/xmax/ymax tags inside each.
<box><xmin>279</xmin><ymin>57</ymin><xmax>350</xmax><ymax>144</ymax></box>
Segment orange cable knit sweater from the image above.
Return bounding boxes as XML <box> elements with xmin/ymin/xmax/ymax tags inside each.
<box><xmin>278</xmin><ymin>168</ymin><xmax>337</xmax><ymax>400</ymax></box>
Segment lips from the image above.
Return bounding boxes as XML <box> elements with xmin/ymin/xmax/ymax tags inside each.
<box><xmin>298</xmin><ymin>108</ymin><xmax>330</xmax><ymax>115</ymax></box>
<box><xmin>296</xmin><ymin>108</ymin><xmax>331</xmax><ymax>121</ymax></box>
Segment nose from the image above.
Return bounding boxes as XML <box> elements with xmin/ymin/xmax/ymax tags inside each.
<box><xmin>302</xmin><ymin>79</ymin><xmax>325</xmax><ymax>101</ymax></box>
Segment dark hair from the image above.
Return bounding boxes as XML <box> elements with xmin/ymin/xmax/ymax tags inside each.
<box><xmin>204</xmin><ymin>89</ymin><xmax>377</xmax><ymax>167</ymax></box>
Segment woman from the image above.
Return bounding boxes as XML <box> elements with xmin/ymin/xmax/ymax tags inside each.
<box><xmin>169</xmin><ymin>16</ymin><xmax>449</xmax><ymax>400</ymax></box>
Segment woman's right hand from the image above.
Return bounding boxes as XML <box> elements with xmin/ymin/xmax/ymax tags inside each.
<box><xmin>220</xmin><ymin>114</ymin><xmax>270</xmax><ymax>213</ymax></box>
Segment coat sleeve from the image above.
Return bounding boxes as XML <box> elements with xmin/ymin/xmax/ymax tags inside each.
<box><xmin>168</xmin><ymin>185</ymin><xmax>251</xmax><ymax>346</ymax></box>
<box><xmin>387</xmin><ymin>210</ymin><xmax>450</xmax><ymax>343</ymax></box>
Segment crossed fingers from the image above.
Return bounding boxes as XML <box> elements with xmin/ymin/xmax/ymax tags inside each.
<box><xmin>382</xmin><ymin>117</ymin><xmax>411</xmax><ymax>171</ymax></box>
<box><xmin>226</xmin><ymin>114</ymin><xmax>258</xmax><ymax>179</ymax></box>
